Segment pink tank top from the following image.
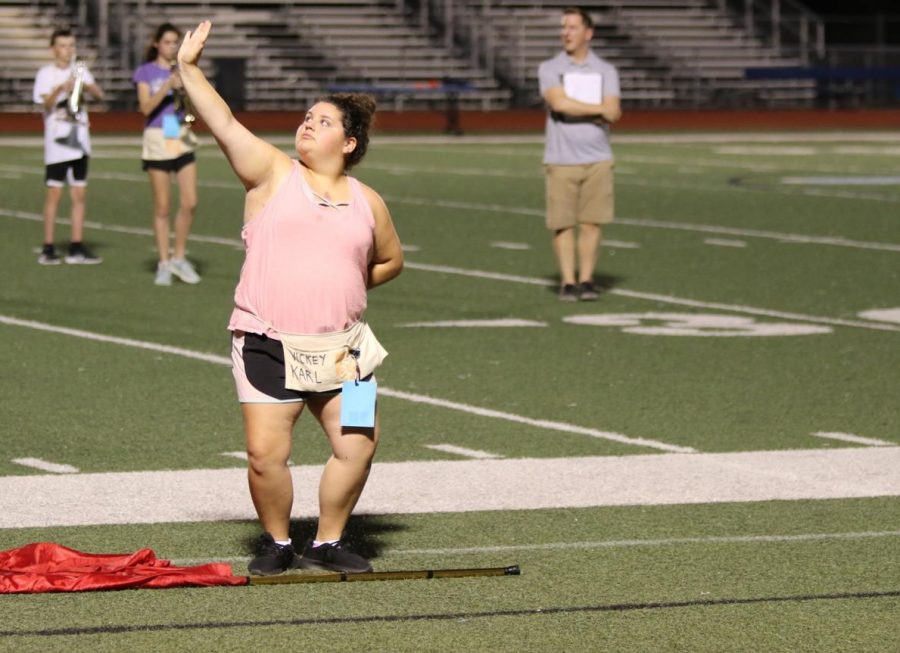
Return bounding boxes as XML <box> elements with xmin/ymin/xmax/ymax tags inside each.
<box><xmin>228</xmin><ymin>160</ymin><xmax>375</xmax><ymax>336</ymax></box>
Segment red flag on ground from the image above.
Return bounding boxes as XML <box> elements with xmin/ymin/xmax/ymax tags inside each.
<box><xmin>0</xmin><ymin>542</ymin><xmax>248</xmax><ymax>593</ymax></box>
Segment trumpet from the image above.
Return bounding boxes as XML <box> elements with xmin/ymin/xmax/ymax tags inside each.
<box><xmin>170</xmin><ymin>64</ymin><xmax>195</xmax><ymax>126</ymax></box>
<box><xmin>67</xmin><ymin>59</ymin><xmax>86</xmax><ymax>116</ymax></box>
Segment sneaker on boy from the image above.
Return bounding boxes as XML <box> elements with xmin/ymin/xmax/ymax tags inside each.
<box><xmin>248</xmin><ymin>533</ymin><xmax>298</xmax><ymax>576</ymax></box>
<box><xmin>169</xmin><ymin>258</ymin><xmax>201</xmax><ymax>284</ymax></box>
<box><xmin>64</xmin><ymin>242</ymin><xmax>102</xmax><ymax>264</ymax></box>
<box><xmin>297</xmin><ymin>539</ymin><xmax>373</xmax><ymax>573</ymax></box>
<box><xmin>38</xmin><ymin>244</ymin><xmax>61</xmax><ymax>265</ymax></box>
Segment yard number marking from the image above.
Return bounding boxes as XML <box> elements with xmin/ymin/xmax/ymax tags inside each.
<box><xmin>563</xmin><ymin>313</ymin><xmax>832</xmax><ymax>337</ymax></box>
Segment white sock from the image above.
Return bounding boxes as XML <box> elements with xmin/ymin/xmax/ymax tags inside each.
<box><xmin>312</xmin><ymin>538</ymin><xmax>339</xmax><ymax>548</ymax></box>
<box><xmin>275</xmin><ymin>538</ymin><xmax>291</xmax><ymax>546</ymax></box>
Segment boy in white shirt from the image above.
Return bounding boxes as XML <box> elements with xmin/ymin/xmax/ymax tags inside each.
<box><xmin>33</xmin><ymin>28</ymin><xmax>104</xmax><ymax>264</ymax></box>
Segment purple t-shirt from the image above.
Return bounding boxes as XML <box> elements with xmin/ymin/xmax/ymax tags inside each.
<box><xmin>132</xmin><ymin>61</ymin><xmax>184</xmax><ymax>128</ymax></box>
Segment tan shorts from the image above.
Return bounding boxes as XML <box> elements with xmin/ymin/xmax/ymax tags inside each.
<box><xmin>544</xmin><ymin>160</ymin><xmax>614</xmax><ymax>230</ymax></box>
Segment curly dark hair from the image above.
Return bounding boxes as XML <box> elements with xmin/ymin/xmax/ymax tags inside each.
<box><xmin>317</xmin><ymin>93</ymin><xmax>377</xmax><ymax>170</ymax></box>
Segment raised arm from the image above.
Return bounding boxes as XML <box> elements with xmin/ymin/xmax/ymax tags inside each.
<box><xmin>361</xmin><ymin>185</ymin><xmax>403</xmax><ymax>289</ymax></box>
<box><xmin>542</xmin><ymin>86</ymin><xmax>621</xmax><ymax>124</ymax></box>
<box><xmin>177</xmin><ymin>21</ymin><xmax>288</xmax><ymax>190</ymax></box>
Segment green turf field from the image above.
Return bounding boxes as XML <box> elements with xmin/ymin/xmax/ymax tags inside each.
<box><xmin>1</xmin><ymin>131</ymin><xmax>899</xmax><ymax>651</ymax></box>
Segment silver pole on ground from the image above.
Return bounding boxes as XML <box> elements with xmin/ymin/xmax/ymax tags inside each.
<box><xmin>247</xmin><ymin>565</ymin><xmax>521</xmax><ymax>585</ymax></box>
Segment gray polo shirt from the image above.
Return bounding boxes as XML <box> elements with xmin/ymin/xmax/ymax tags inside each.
<box><xmin>538</xmin><ymin>50</ymin><xmax>620</xmax><ymax>165</ymax></box>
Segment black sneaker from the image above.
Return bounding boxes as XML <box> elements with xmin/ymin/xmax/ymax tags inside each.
<box><xmin>65</xmin><ymin>243</ymin><xmax>102</xmax><ymax>265</ymax></box>
<box><xmin>558</xmin><ymin>283</ymin><xmax>578</xmax><ymax>302</ymax></box>
<box><xmin>247</xmin><ymin>533</ymin><xmax>298</xmax><ymax>576</ymax></box>
<box><xmin>298</xmin><ymin>540</ymin><xmax>373</xmax><ymax>573</ymax></box>
<box><xmin>578</xmin><ymin>281</ymin><xmax>600</xmax><ymax>301</ymax></box>
<box><xmin>38</xmin><ymin>244</ymin><xmax>61</xmax><ymax>265</ymax></box>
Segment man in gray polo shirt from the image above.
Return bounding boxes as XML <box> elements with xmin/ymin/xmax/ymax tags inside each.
<box><xmin>539</xmin><ymin>7</ymin><xmax>621</xmax><ymax>301</ymax></box>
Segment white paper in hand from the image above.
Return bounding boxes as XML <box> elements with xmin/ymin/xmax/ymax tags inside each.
<box><xmin>563</xmin><ymin>72</ymin><xmax>603</xmax><ymax>104</ymax></box>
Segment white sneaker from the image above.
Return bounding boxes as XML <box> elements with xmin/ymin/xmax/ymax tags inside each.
<box><xmin>154</xmin><ymin>261</ymin><xmax>172</xmax><ymax>286</ymax></box>
<box><xmin>169</xmin><ymin>258</ymin><xmax>201</xmax><ymax>284</ymax></box>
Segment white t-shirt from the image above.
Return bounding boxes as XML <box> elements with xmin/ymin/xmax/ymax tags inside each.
<box><xmin>33</xmin><ymin>63</ymin><xmax>95</xmax><ymax>164</ymax></box>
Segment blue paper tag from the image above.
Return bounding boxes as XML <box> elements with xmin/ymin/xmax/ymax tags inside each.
<box><xmin>162</xmin><ymin>114</ymin><xmax>180</xmax><ymax>139</ymax></box>
<box><xmin>340</xmin><ymin>381</ymin><xmax>377</xmax><ymax>428</ymax></box>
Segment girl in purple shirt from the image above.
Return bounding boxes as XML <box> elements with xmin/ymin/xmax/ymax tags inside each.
<box><xmin>133</xmin><ymin>23</ymin><xmax>201</xmax><ymax>286</ymax></box>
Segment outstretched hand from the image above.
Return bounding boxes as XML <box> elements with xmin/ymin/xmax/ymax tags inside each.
<box><xmin>178</xmin><ymin>20</ymin><xmax>211</xmax><ymax>67</ymax></box>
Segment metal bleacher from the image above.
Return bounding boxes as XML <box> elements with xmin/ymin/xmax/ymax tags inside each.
<box><xmin>461</xmin><ymin>0</ymin><xmax>816</xmax><ymax>108</ymax></box>
<box><xmin>609</xmin><ymin>0</ymin><xmax>817</xmax><ymax>106</ymax></box>
<box><xmin>0</xmin><ymin>0</ymin><xmax>822</xmax><ymax>112</ymax></box>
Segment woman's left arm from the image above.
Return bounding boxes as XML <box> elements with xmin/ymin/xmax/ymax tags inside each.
<box><xmin>362</xmin><ymin>185</ymin><xmax>403</xmax><ymax>289</ymax></box>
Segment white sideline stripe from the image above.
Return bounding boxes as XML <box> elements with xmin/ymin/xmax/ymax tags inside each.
<box><xmin>10</xmin><ymin>458</ymin><xmax>79</xmax><ymax>474</ymax></box>
<box><xmin>170</xmin><ymin>529</ymin><xmax>900</xmax><ymax>565</ymax></box>
<box><xmin>6</xmin><ymin>190</ymin><xmax>900</xmax><ymax>253</ymax></box>
<box><xmin>3</xmin><ymin>448</ymin><xmax>900</xmax><ymax>528</ymax></box>
<box><xmin>0</xmin><ymin>207</ymin><xmax>244</xmax><ymax>249</ymax></box>
<box><xmin>379</xmin><ymin>387</ymin><xmax>694</xmax><ymax>453</ymax></box>
<box><xmin>424</xmin><ymin>444</ymin><xmax>503</xmax><ymax>459</ymax></box>
<box><xmin>490</xmin><ymin>241</ymin><xmax>532</xmax><ymax>250</ymax></box>
<box><xmin>13</xmin><ymin>202</ymin><xmax>895</xmax><ymax>331</ymax></box>
<box><xmin>0</xmin><ymin>314</ymin><xmax>686</xmax><ymax>453</ymax></box>
<box><xmin>615</xmin><ymin>216</ymin><xmax>900</xmax><ymax>254</ymax></box>
<box><xmin>705</xmin><ymin>238</ymin><xmax>747</xmax><ymax>248</ymax></box>
<box><xmin>3</xmin><ymin>209</ymin><xmax>899</xmax><ymax>333</ymax></box>
<box><xmin>811</xmin><ymin>431</ymin><xmax>895</xmax><ymax>447</ymax></box>
<box><xmin>398</xmin><ymin>319</ymin><xmax>547</xmax><ymax>328</ymax></box>
<box><xmin>379</xmin><ymin>196</ymin><xmax>900</xmax><ymax>253</ymax></box>
<box><xmin>783</xmin><ymin>176</ymin><xmax>900</xmax><ymax>186</ymax></box>
<box><xmin>221</xmin><ymin>451</ymin><xmax>249</xmax><ymax>461</ymax></box>
<box><xmin>604</xmin><ymin>239</ymin><xmax>640</xmax><ymax>249</ymax></box>
<box><xmin>0</xmin><ymin>315</ymin><xmax>232</xmax><ymax>366</ymax></box>
<box><xmin>404</xmin><ymin>262</ymin><xmax>900</xmax><ymax>334</ymax></box>
<box><xmin>859</xmin><ymin>308</ymin><xmax>900</xmax><ymax>324</ymax></box>
<box><xmin>388</xmin><ymin>530</ymin><xmax>900</xmax><ymax>554</ymax></box>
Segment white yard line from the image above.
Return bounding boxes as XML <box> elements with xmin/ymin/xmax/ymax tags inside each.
<box><xmin>604</xmin><ymin>239</ymin><xmax>641</xmax><ymax>249</ymax></box>
<box><xmin>5</xmin><ymin>169</ymin><xmax>900</xmax><ymax>250</ymax></box>
<box><xmin>615</xmin><ymin>216</ymin><xmax>900</xmax><ymax>254</ymax></box>
<box><xmin>398</xmin><ymin>319</ymin><xmax>548</xmax><ymax>328</ymax></box>
<box><xmin>424</xmin><ymin>444</ymin><xmax>503</xmax><ymax>459</ymax></box>
<box><xmin>388</xmin><ymin>529</ymin><xmax>900</xmax><ymax>554</ymax></box>
<box><xmin>10</xmin><ymin>458</ymin><xmax>79</xmax><ymax>474</ymax></box>
<box><xmin>0</xmin><ymin>314</ymin><xmax>689</xmax><ymax>453</ymax></box>
<box><xmin>811</xmin><ymin>431</ymin><xmax>896</xmax><ymax>447</ymax></box>
<box><xmin>170</xmin><ymin>528</ymin><xmax>900</xmax><ymax>565</ymax></box>
<box><xmin>404</xmin><ymin>262</ymin><xmax>900</xmax><ymax>334</ymax></box>
<box><xmin>380</xmin><ymin>387</ymin><xmax>693</xmax><ymax>453</ymax></box>
<box><xmin>490</xmin><ymin>241</ymin><xmax>532</xmax><ymax>250</ymax></box>
<box><xmin>3</xmin><ymin>207</ymin><xmax>898</xmax><ymax>333</ymax></box>
<box><xmin>705</xmin><ymin>238</ymin><xmax>748</xmax><ymax>248</ymax></box>
<box><xmin>2</xmin><ymin>447</ymin><xmax>900</xmax><ymax>528</ymax></box>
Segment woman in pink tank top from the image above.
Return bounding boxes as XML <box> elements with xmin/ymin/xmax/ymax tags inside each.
<box><xmin>179</xmin><ymin>22</ymin><xmax>403</xmax><ymax>576</ymax></box>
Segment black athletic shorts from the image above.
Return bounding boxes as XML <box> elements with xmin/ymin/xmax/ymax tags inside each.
<box><xmin>142</xmin><ymin>152</ymin><xmax>196</xmax><ymax>173</ymax></box>
<box><xmin>45</xmin><ymin>156</ymin><xmax>89</xmax><ymax>187</ymax></box>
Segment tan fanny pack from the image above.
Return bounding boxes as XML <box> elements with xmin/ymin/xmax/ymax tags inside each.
<box><xmin>142</xmin><ymin>125</ymin><xmax>198</xmax><ymax>160</ymax></box>
<box><xmin>272</xmin><ymin>320</ymin><xmax>388</xmax><ymax>393</ymax></box>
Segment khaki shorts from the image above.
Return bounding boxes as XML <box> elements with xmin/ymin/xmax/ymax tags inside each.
<box><xmin>544</xmin><ymin>160</ymin><xmax>614</xmax><ymax>230</ymax></box>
